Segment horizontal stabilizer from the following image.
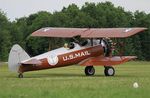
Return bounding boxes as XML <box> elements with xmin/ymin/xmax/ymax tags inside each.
<box><xmin>21</xmin><ymin>59</ymin><xmax>42</xmax><ymax>65</ymax></box>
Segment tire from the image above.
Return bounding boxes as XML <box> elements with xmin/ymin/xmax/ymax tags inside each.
<box><xmin>18</xmin><ymin>73</ymin><xmax>23</xmax><ymax>78</ymax></box>
<box><xmin>85</xmin><ymin>66</ymin><xmax>95</xmax><ymax>76</ymax></box>
<box><xmin>104</xmin><ymin>66</ymin><xmax>115</xmax><ymax>76</ymax></box>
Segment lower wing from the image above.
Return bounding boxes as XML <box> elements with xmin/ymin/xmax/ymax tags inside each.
<box><xmin>79</xmin><ymin>56</ymin><xmax>137</xmax><ymax>66</ymax></box>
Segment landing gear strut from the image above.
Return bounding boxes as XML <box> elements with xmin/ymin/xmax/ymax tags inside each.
<box><xmin>85</xmin><ymin>66</ymin><xmax>95</xmax><ymax>76</ymax></box>
<box><xmin>18</xmin><ymin>73</ymin><xmax>23</xmax><ymax>78</ymax></box>
<box><xmin>104</xmin><ymin>66</ymin><xmax>115</xmax><ymax>76</ymax></box>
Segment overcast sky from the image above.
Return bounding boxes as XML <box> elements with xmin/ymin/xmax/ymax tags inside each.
<box><xmin>0</xmin><ymin>0</ymin><xmax>150</xmax><ymax>21</ymax></box>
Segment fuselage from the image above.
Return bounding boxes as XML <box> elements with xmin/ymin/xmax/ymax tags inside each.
<box><xmin>19</xmin><ymin>42</ymin><xmax>104</xmax><ymax>72</ymax></box>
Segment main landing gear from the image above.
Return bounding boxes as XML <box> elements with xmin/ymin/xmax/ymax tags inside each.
<box><xmin>85</xmin><ymin>66</ymin><xmax>95</xmax><ymax>76</ymax></box>
<box><xmin>18</xmin><ymin>73</ymin><xmax>23</xmax><ymax>78</ymax></box>
<box><xmin>84</xmin><ymin>66</ymin><xmax>115</xmax><ymax>76</ymax></box>
<box><xmin>104</xmin><ymin>66</ymin><xmax>115</xmax><ymax>76</ymax></box>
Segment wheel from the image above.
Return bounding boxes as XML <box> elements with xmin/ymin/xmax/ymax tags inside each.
<box><xmin>85</xmin><ymin>66</ymin><xmax>95</xmax><ymax>76</ymax></box>
<box><xmin>18</xmin><ymin>73</ymin><xmax>23</xmax><ymax>78</ymax></box>
<box><xmin>104</xmin><ymin>66</ymin><xmax>115</xmax><ymax>76</ymax></box>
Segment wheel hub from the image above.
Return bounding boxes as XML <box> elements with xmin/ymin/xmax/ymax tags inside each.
<box><xmin>108</xmin><ymin>68</ymin><xmax>114</xmax><ymax>75</ymax></box>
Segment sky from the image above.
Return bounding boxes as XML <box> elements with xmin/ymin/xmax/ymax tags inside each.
<box><xmin>0</xmin><ymin>0</ymin><xmax>150</xmax><ymax>21</ymax></box>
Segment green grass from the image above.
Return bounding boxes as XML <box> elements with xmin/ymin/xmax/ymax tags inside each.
<box><xmin>0</xmin><ymin>61</ymin><xmax>150</xmax><ymax>98</ymax></box>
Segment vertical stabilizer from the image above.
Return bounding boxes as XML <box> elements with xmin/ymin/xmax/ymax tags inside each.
<box><xmin>8</xmin><ymin>44</ymin><xmax>30</xmax><ymax>72</ymax></box>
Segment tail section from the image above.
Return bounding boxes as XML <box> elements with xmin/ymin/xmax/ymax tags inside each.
<box><xmin>8</xmin><ymin>44</ymin><xmax>30</xmax><ymax>72</ymax></box>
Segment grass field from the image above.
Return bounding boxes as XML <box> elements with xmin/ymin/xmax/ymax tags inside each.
<box><xmin>0</xmin><ymin>61</ymin><xmax>150</xmax><ymax>98</ymax></box>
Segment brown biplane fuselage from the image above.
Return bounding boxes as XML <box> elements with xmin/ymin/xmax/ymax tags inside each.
<box><xmin>19</xmin><ymin>43</ymin><xmax>103</xmax><ymax>72</ymax></box>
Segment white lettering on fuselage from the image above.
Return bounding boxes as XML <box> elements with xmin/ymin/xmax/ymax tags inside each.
<box><xmin>63</xmin><ymin>51</ymin><xmax>91</xmax><ymax>61</ymax></box>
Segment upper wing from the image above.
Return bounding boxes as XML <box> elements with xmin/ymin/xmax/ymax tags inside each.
<box><xmin>31</xmin><ymin>27</ymin><xmax>147</xmax><ymax>38</ymax></box>
<box><xmin>31</xmin><ymin>27</ymin><xmax>87</xmax><ymax>38</ymax></box>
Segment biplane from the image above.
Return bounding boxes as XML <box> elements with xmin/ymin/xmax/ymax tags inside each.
<box><xmin>8</xmin><ymin>27</ymin><xmax>147</xmax><ymax>78</ymax></box>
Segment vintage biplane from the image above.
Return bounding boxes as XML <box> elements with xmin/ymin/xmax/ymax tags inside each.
<box><xmin>8</xmin><ymin>27</ymin><xmax>147</xmax><ymax>78</ymax></box>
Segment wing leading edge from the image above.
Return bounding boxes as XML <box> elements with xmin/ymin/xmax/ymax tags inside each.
<box><xmin>31</xmin><ymin>27</ymin><xmax>147</xmax><ymax>38</ymax></box>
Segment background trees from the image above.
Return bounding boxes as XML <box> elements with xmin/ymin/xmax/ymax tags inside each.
<box><xmin>0</xmin><ymin>11</ymin><xmax>12</xmax><ymax>61</ymax></box>
<box><xmin>0</xmin><ymin>1</ymin><xmax>149</xmax><ymax>61</ymax></box>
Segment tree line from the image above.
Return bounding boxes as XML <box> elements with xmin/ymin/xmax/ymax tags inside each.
<box><xmin>0</xmin><ymin>1</ymin><xmax>150</xmax><ymax>61</ymax></box>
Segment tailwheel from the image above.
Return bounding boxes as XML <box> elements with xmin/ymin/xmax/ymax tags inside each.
<box><xmin>18</xmin><ymin>73</ymin><xmax>23</xmax><ymax>78</ymax></box>
<box><xmin>104</xmin><ymin>66</ymin><xmax>115</xmax><ymax>76</ymax></box>
<box><xmin>85</xmin><ymin>66</ymin><xmax>95</xmax><ymax>76</ymax></box>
